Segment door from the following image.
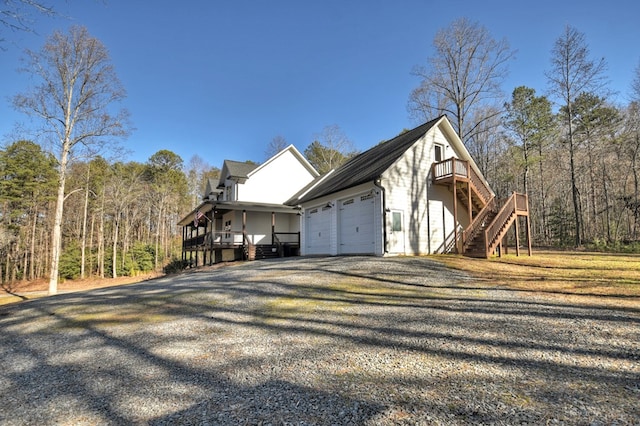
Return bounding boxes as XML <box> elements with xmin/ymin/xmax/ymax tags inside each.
<box><xmin>338</xmin><ymin>193</ymin><xmax>375</xmax><ymax>254</ymax></box>
<box><xmin>305</xmin><ymin>205</ymin><xmax>331</xmax><ymax>255</ymax></box>
<box><xmin>388</xmin><ymin>210</ymin><xmax>405</xmax><ymax>254</ymax></box>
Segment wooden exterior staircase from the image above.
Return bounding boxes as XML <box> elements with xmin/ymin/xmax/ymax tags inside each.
<box><xmin>432</xmin><ymin>158</ymin><xmax>531</xmax><ymax>258</ymax></box>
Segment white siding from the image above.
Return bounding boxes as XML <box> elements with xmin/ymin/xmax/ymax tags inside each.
<box><xmin>381</xmin><ymin>124</ymin><xmax>464</xmax><ymax>255</ymax></box>
<box><xmin>244</xmin><ymin>212</ymin><xmax>271</xmax><ymax>245</ymax></box>
<box><xmin>238</xmin><ymin>149</ymin><xmax>316</xmax><ymax>204</ymax></box>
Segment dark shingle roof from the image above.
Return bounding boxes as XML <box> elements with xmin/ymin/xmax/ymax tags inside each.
<box><xmin>217</xmin><ymin>160</ymin><xmax>259</xmax><ymax>187</ymax></box>
<box><xmin>290</xmin><ymin>117</ymin><xmax>442</xmax><ymax>204</ymax></box>
<box><xmin>224</xmin><ymin>160</ymin><xmax>259</xmax><ymax>179</ymax></box>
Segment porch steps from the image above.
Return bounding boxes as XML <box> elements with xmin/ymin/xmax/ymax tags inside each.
<box><xmin>246</xmin><ymin>244</ymin><xmax>300</xmax><ymax>260</ymax></box>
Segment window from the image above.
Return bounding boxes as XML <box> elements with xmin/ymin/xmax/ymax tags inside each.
<box><xmin>224</xmin><ymin>220</ymin><xmax>232</xmax><ymax>238</ymax></box>
<box><xmin>392</xmin><ymin>212</ymin><xmax>402</xmax><ymax>232</ymax></box>
<box><xmin>434</xmin><ymin>144</ymin><xmax>444</xmax><ymax>162</ymax></box>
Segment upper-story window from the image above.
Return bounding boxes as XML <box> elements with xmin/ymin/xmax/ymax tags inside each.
<box><xmin>225</xmin><ymin>185</ymin><xmax>232</xmax><ymax>201</ymax></box>
<box><xmin>434</xmin><ymin>144</ymin><xmax>444</xmax><ymax>162</ymax></box>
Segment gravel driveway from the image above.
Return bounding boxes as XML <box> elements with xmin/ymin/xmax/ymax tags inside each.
<box><xmin>0</xmin><ymin>256</ymin><xmax>638</xmax><ymax>425</ymax></box>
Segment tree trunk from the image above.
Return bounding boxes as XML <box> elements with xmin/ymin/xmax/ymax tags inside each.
<box><xmin>80</xmin><ymin>166</ymin><xmax>90</xmax><ymax>279</ymax></box>
<box><xmin>154</xmin><ymin>201</ymin><xmax>164</xmax><ymax>270</ymax></box>
<box><xmin>98</xmin><ymin>190</ymin><xmax>105</xmax><ymax>279</ymax></box>
<box><xmin>89</xmin><ymin>213</ymin><xmax>95</xmax><ymax>278</ymax></box>
<box><xmin>567</xmin><ymin>107</ymin><xmax>582</xmax><ymax>247</ymax></box>
<box><xmin>112</xmin><ymin>214</ymin><xmax>119</xmax><ymax>279</ymax></box>
<box><xmin>49</xmin><ymin>143</ymin><xmax>70</xmax><ymax>295</ymax></box>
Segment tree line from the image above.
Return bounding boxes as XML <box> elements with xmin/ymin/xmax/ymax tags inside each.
<box><xmin>409</xmin><ymin>19</ymin><xmax>640</xmax><ymax>250</ymax></box>
<box><xmin>2</xmin><ymin>10</ymin><xmax>639</xmax><ymax>291</ymax></box>
<box><xmin>0</xmin><ymin>145</ymin><xmax>205</xmax><ymax>285</ymax></box>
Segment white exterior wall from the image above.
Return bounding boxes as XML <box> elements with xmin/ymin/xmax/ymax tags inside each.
<box><xmin>381</xmin><ymin>123</ymin><xmax>466</xmax><ymax>255</ymax></box>
<box><xmin>221</xmin><ymin>210</ymin><xmax>300</xmax><ymax>245</ymax></box>
<box><xmin>237</xmin><ymin>149</ymin><xmax>316</xmax><ymax>204</ymax></box>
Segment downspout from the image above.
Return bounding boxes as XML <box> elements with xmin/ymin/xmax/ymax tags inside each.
<box><xmin>374</xmin><ymin>179</ymin><xmax>388</xmax><ymax>254</ymax></box>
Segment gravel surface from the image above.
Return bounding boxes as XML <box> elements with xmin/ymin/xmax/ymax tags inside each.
<box><xmin>0</xmin><ymin>256</ymin><xmax>638</xmax><ymax>425</ymax></box>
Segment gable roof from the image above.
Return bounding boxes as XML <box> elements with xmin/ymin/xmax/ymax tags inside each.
<box><xmin>218</xmin><ymin>160</ymin><xmax>259</xmax><ymax>187</ymax></box>
<box><xmin>289</xmin><ymin>116</ymin><xmax>443</xmax><ymax>204</ymax></box>
<box><xmin>247</xmin><ymin>144</ymin><xmax>319</xmax><ymax>179</ymax></box>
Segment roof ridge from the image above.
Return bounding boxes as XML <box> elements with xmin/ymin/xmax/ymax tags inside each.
<box><xmin>291</xmin><ymin>117</ymin><xmax>443</xmax><ymax>204</ymax></box>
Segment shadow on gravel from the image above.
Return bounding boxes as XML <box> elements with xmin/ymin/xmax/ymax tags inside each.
<box><xmin>0</xmin><ymin>256</ymin><xmax>638</xmax><ymax>424</ymax></box>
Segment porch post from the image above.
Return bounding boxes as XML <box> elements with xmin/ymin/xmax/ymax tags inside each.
<box><xmin>453</xmin><ymin>181</ymin><xmax>459</xmax><ymax>253</ymax></box>
<box><xmin>242</xmin><ymin>209</ymin><xmax>247</xmax><ymax>245</ymax></box>
<box><xmin>515</xmin><ymin>216</ymin><xmax>521</xmax><ymax>257</ymax></box>
<box><xmin>271</xmin><ymin>211</ymin><xmax>275</xmax><ymax>244</ymax></box>
<box><xmin>189</xmin><ymin>225</ymin><xmax>194</xmax><ymax>267</ymax></box>
<box><xmin>526</xmin><ymin>215</ymin><xmax>533</xmax><ymax>256</ymax></box>
<box><xmin>182</xmin><ymin>226</ymin><xmax>186</xmax><ymax>263</ymax></box>
<box><xmin>195</xmin><ymin>223</ymin><xmax>199</xmax><ymax>267</ymax></box>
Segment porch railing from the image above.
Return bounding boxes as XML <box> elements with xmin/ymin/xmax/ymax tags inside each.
<box><xmin>273</xmin><ymin>232</ymin><xmax>300</xmax><ymax>245</ymax></box>
<box><xmin>183</xmin><ymin>230</ymin><xmax>245</xmax><ymax>250</ymax></box>
<box><xmin>184</xmin><ymin>230</ymin><xmax>300</xmax><ymax>251</ymax></box>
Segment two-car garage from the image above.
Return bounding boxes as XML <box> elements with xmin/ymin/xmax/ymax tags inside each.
<box><xmin>304</xmin><ymin>190</ymin><xmax>377</xmax><ymax>256</ymax></box>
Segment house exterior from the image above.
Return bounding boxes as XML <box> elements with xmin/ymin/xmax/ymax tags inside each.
<box><xmin>288</xmin><ymin>115</ymin><xmax>531</xmax><ymax>257</ymax></box>
<box><xmin>178</xmin><ymin>145</ymin><xmax>319</xmax><ymax>265</ymax></box>
<box><xmin>179</xmin><ymin>115</ymin><xmax>530</xmax><ymax>266</ymax></box>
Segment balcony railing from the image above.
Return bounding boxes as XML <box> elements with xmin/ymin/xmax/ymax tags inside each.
<box><xmin>433</xmin><ymin>157</ymin><xmax>469</xmax><ymax>181</ymax></box>
<box><xmin>432</xmin><ymin>158</ymin><xmax>493</xmax><ymax>206</ymax></box>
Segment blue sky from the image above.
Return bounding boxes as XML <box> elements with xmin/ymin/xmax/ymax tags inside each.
<box><xmin>1</xmin><ymin>0</ymin><xmax>639</xmax><ymax>168</ymax></box>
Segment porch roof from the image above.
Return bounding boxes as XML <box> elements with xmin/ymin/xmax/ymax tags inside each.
<box><xmin>177</xmin><ymin>200</ymin><xmax>299</xmax><ymax>226</ymax></box>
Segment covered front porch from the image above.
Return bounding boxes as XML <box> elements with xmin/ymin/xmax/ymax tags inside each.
<box><xmin>178</xmin><ymin>201</ymin><xmax>302</xmax><ymax>267</ymax></box>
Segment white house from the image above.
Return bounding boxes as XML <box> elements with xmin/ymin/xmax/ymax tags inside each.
<box><xmin>288</xmin><ymin>115</ymin><xmax>531</xmax><ymax>258</ymax></box>
<box><xmin>178</xmin><ymin>145</ymin><xmax>319</xmax><ymax>265</ymax></box>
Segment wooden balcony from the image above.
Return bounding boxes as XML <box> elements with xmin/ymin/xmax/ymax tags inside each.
<box><xmin>432</xmin><ymin>158</ymin><xmax>531</xmax><ymax>258</ymax></box>
<box><xmin>432</xmin><ymin>158</ymin><xmax>493</xmax><ymax>216</ymax></box>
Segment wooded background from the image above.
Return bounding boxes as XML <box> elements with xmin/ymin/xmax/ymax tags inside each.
<box><xmin>1</xmin><ymin>9</ymin><xmax>639</xmax><ymax>285</ymax></box>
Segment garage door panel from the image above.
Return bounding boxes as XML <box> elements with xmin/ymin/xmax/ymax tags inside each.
<box><xmin>305</xmin><ymin>206</ymin><xmax>331</xmax><ymax>255</ymax></box>
<box><xmin>339</xmin><ymin>193</ymin><xmax>375</xmax><ymax>254</ymax></box>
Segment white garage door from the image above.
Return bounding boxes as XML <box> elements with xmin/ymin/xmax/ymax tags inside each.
<box><xmin>339</xmin><ymin>193</ymin><xmax>375</xmax><ymax>254</ymax></box>
<box><xmin>305</xmin><ymin>205</ymin><xmax>331</xmax><ymax>255</ymax></box>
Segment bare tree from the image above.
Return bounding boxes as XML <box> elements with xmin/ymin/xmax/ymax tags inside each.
<box><xmin>408</xmin><ymin>17</ymin><xmax>515</xmax><ymax>146</ymax></box>
<box><xmin>546</xmin><ymin>25</ymin><xmax>608</xmax><ymax>247</ymax></box>
<box><xmin>13</xmin><ymin>26</ymin><xmax>129</xmax><ymax>294</ymax></box>
<box><xmin>265</xmin><ymin>135</ymin><xmax>288</xmax><ymax>160</ymax></box>
<box><xmin>304</xmin><ymin>125</ymin><xmax>358</xmax><ymax>174</ymax></box>
<box><xmin>632</xmin><ymin>60</ymin><xmax>640</xmax><ymax>102</ymax></box>
<box><xmin>186</xmin><ymin>154</ymin><xmax>208</xmax><ymax>207</ymax></box>
<box><xmin>0</xmin><ymin>0</ymin><xmax>57</xmax><ymax>46</ymax></box>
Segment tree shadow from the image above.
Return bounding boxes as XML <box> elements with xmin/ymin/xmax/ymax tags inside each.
<box><xmin>0</xmin><ymin>256</ymin><xmax>638</xmax><ymax>424</ymax></box>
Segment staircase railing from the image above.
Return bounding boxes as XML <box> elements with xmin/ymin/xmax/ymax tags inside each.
<box><xmin>462</xmin><ymin>197</ymin><xmax>497</xmax><ymax>252</ymax></box>
<box><xmin>468</xmin><ymin>165</ymin><xmax>493</xmax><ymax>206</ymax></box>
<box><xmin>484</xmin><ymin>192</ymin><xmax>522</xmax><ymax>256</ymax></box>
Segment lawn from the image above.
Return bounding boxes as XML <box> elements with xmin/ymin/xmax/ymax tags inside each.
<box><xmin>434</xmin><ymin>249</ymin><xmax>640</xmax><ymax>306</ymax></box>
